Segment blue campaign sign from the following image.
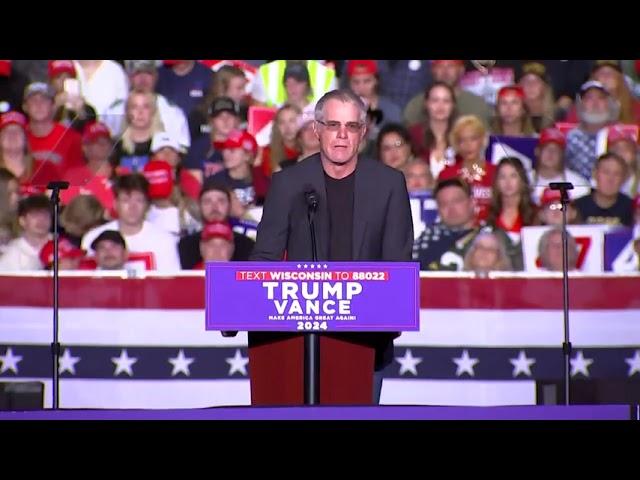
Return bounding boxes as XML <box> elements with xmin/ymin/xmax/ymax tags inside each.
<box><xmin>604</xmin><ymin>227</ymin><xmax>636</xmax><ymax>272</ymax></box>
<box><xmin>488</xmin><ymin>135</ymin><xmax>538</xmax><ymax>171</ymax></box>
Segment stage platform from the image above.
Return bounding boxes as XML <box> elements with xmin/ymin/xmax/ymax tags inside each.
<box><xmin>0</xmin><ymin>405</ymin><xmax>636</xmax><ymax>420</ymax></box>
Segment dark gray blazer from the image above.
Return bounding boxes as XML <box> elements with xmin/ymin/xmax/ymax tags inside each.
<box><xmin>249</xmin><ymin>153</ymin><xmax>414</xmax><ymax>371</ymax></box>
<box><xmin>250</xmin><ymin>153</ymin><xmax>413</xmax><ymax>263</ymax></box>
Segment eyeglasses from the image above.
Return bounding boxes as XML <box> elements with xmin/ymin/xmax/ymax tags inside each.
<box><xmin>381</xmin><ymin>140</ymin><xmax>406</xmax><ymax>152</ymax></box>
<box><xmin>317</xmin><ymin>120</ymin><xmax>363</xmax><ymax>134</ymax></box>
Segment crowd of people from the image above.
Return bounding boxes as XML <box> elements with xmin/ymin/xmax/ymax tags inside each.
<box><xmin>0</xmin><ymin>59</ymin><xmax>639</xmax><ymax>274</ymax></box>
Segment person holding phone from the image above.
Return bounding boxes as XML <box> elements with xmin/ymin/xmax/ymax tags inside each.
<box><xmin>48</xmin><ymin>60</ymin><xmax>96</xmax><ymax>133</ymax></box>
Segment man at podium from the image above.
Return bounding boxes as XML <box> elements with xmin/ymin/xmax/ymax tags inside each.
<box><xmin>249</xmin><ymin>89</ymin><xmax>413</xmax><ymax>405</ymax></box>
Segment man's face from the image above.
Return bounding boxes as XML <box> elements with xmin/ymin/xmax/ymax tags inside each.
<box><xmin>431</xmin><ymin>61</ymin><xmax>464</xmax><ymax>87</ymax></box>
<box><xmin>404</xmin><ymin>162</ymin><xmax>431</xmax><ymax>193</ymax></box>
<box><xmin>349</xmin><ymin>73</ymin><xmax>377</xmax><ymax>98</ymax></box>
<box><xmin>83</xmin><ymin>137</ymin><xmax>113</xmax><ymax>164</ymax></box>
<box><xmin>95</xmin><ymin>239</ymin><xmax>127</xmax><ymax>270</ymax></box>
<box><xmin>115</xmin><ymin>190</ymin><xmax>148</xmax><ymax>227</ymax></box>
<box><xmin>284</xmin><ymin>77</ymin><xmax>308</xmax><ymax>103</ymax></box>
<box><xmin>595</xmin><ymin>158</ymin><xmax>625</xmax><ymax>197</ymax></box>
<box><xmin>580</xmin><ymin>88</ymin><xmax>610</xmax><ymax>125</ymax></box>
<box><xmin>130</xmin><ymin>71</ymin><xmax>157</xmax><ymax>93</ymax></box>
<box><xmin>436</xmin><ymin>185</ymin><xmax>475</xmax><ymax>228</ymax></box>
<box><xmin>19</xmin><ymin>209</ymin><xmax>51</xmax><ymax>237</ymax></box>
<box><xmin>211</xmin><ymin>111</ymin><xmax>238</xmax><ymax>138</ymax></box>
<box><xmin>24</xmin><ymin>94</ymin><xmax>55</xmax><ymax>123</ymax></box>
<box><xmin>313</xmin><ymin>99</ymin><xmax>366</xmax><ymax>166</ymax></box>
<box><xmin>200</xmin><ymin>237</ymin><xmax>234</xmax><ymax>262</ymax></box>
<box><xmin>200</xmin><ymin>190</ymin><xmax>230</xmax><ymax>222</ymax></box>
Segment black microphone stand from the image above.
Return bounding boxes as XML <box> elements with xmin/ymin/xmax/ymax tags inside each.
<box><xmin>549</xmin><ymin>181</ymin><xmax>573</xmax><ymax>405</ymax></box>
<box><xmin>305</xmin><ymin>191</ymin><xmax>320</xmax><ymax>405</ymax></box>
<box><xmin>48</xmin><ymin>181</ymin><xmax>69</xmax><ymax>409</ymax></box>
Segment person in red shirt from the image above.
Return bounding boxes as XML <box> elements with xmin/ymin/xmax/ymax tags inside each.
<box><xmin>60</xmin><ymin>121</ymin><xmax>115</xmax><ymax>212</ymax></box>
<box><xmin>486</xmin><ymin>156</ymin><xmax>537</xmax><ymax>237</ymax></box>
<box><xmin>23</xmin><ymin>82</ymin><xmax>84</xmax><ymax>176</ymax></box>
<box><xmin>438</xmin><ymin>114</ymin><xmax>496</xmax><ymax>222</ymax></box>
<box><xmin>0</xmin><ymin>110</ymin><xmax>59</xmax><ymax>195</ymax></box>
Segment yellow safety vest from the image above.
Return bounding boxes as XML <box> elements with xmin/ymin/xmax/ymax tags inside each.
<box><xmin>260</xmin><ymin>60</ymin><xmax>336</xmax><ymax>107</ymax></box>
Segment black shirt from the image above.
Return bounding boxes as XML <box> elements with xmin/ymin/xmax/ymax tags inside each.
<box><xmin>325</xmin><ymin>171</ymin><xmax>355</xmax><ymax>261</ymax></box>
<box><xmin>178</xmin><ymin>230</ymin><xmax>256</xmax><ymax>269</ymax></box>
<box><xmin>112</xmin><ymin>138</ymin><xmax>153</xmax><ymax>172</ymax></box>
<box><xmin>206</xmin><ymin>170</ymin><xmax>255</xmax><ymax>207</ymax></box>
<box><xmin>573</xmin><ymin>191</ymin><xmax>634</xmax><ymax>227</ymax></box>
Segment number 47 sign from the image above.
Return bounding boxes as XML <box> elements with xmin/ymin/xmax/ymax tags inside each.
<box><xmin>521</xmin><ymin>225</ymin><xmax>610</xmax><ymax>273</ymax></box>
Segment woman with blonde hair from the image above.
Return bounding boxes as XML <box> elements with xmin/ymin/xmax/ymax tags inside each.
<box><xmin>438</xmin><ymin>114</ymin><xmax>496</xmax><ymax>222</ymax></box>
<box><xmin>60</xmin><ymin>194</ymin><xmax>106</xmax><ymax>246</ymax></box>
<box><xmin>112</xmin><ymin>91</ymin><xmax>165</xmax><ymax>172</ymax></box>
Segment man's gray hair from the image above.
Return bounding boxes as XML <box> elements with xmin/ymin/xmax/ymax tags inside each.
<box><xmin>314</xmin><ymin>89</ymin><xmax>368</xmax><ymax>123</ymax></box>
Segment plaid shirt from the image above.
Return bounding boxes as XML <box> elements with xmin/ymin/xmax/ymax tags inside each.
<box><xmin>565</xmin><ymin>127</ymin><xmax>598</xmax><ymax>180</ymax></box>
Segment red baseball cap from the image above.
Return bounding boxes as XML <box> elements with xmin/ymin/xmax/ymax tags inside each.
<box><xmin>142</xmin><ymin>160</ymin><xmax>174</xmax><ymax>200</ymax></box>
<box><xmin>82</xmin><ymin>122</ymin><xmax>112</xmax><ymax>143</ymax></box>
<box><xmin>539</xmin><ymin>188</ymin><xmax>563</xmax><ymax>207</ymax></box>
<box><xmin>48</xmin><ymin>60</ymin><xmax>76</xmax><ymax>79</ymax></box>
<box><xmin>201</xmin><ymin>221</ymin><xmax>234</xmax><ymax>242</ymax></box>
<box><xmin>346</xmin><ymin>60</ymin><xmax>378</xmax><ymax>77</ymax></box>
<box><xmin>497</xmin><ymin>85</ymin><xmax>525</xmax><ymax>100</ymax></box>
<box><xmin>538</xmin><ymin>128</ymin><xmax>566</xmax><ymax>149</ymax></box>
<box><xmin>0</xmin><ymin>111</ymin><xmax>27</xmax><ymax>131</ymax></box>
<box><xmin>39</xmin><ymin>238</ymin><xmax>85</xmax><ymax>268</ymax></box>
<box><xmin>220</xmin><ymin>130</ymin><xmax>258</xmax><ymax>157</ymax></box>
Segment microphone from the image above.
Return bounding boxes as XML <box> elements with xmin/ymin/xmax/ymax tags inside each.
<box><xmin>304</xmin><ymin>184</ymin><xmax>318</xmax><ymax>212</ymax></box>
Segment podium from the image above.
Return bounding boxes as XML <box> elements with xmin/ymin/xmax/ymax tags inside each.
<box><xmin>206</xmin><ymin>261</ymin><xmax>419</xmax><ymax>406</ymax></box>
